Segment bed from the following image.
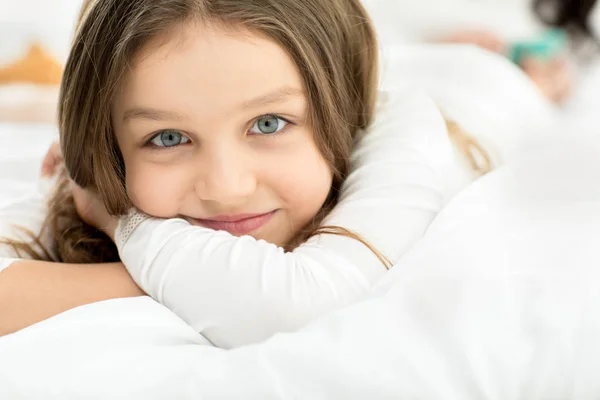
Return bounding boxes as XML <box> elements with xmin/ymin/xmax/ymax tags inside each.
<box><xmin>1</xmin><ymin>126</ymin><xmax>599</xmax><ymax>398</ymax></box>
<box><xmin>1</xmin><ymin>2</ymin><xmax>600</xmax><ymax>395</ymax></box>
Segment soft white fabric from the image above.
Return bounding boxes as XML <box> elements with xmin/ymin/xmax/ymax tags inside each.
<box><xmin>0</xmin><ymin>178</ymin><xmax>56</xmax><ymax>264</ymax></box>
<box><xmin>0</xmin><ymin>199</ymin><xmax>42</xmax><ymax>270</ymax></box>
<box><xmin>379</xmin><ymin>44</ymin><xmax>560</xmax><ymax>169</ymax></box>
<box><xmin>562</xmin><ymin>55</ymin><xmax>600</xmax><ymax>142</ymax></box>
<box><xmin>1</xmin><ymin>135</ymin><xmax>599</xmax><ymax>399</ymax></box>
<box><xmin>364</xmin><ymin>0</ymin><xmax>600</xmax><ymax>154</ymax></box>
<box><xmin>0</xmin><ymin>122</ymin><xmax>57</xmax><ymax>271</ymax></box>
<box><xmin>0</xmin><ymin>122</ymin><xmax>58</xmax><ymax>204</ymax></box>
<box><xmin>363</xmin><ymin>0</ymin><xmax>545</xmax><ymax>45</ymax></box>
<box><xmin>116</xmin><ymin>90</ymin><xmax>464</xmax><ymax>348</ymax></box>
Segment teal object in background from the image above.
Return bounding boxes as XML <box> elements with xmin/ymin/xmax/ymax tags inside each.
<box><xmin>507</xmin><ymin>29</ymin><xmax>567</xmax><ymax>65</ymax></box>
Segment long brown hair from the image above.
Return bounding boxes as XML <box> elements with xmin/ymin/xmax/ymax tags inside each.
<box><xmin>4</xmin><ymin>0</ymin><xmax>381</xmax><ymax>264</ymax></box>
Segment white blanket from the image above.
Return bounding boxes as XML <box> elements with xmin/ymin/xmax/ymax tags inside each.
<box><xmin>379</xmin><ymin>44</ymin><xmax>561</xmax><ymax>169</ymax></box>
<box><xmin>1</xmin><ymin>132</ymin><xmax>599</xmax><ymax>398</ymax></box>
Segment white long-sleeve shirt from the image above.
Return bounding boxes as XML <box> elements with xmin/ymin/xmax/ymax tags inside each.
<box><xmin>115</xmin><ymin>90</ymin><xmax>466</xmax><ymax>348</ymax></box>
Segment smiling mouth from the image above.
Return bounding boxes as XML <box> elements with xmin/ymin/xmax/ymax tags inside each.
<box><xmin>189</xmin><ymin>210</ymin><xmax>277</xmax><ymax>235</ymax></box>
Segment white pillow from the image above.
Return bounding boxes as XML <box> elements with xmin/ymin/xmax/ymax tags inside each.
<box><xmin>1</xmin><ymin>136</ymin><xmax>599</xmax><ymax>399</ymax></box>
<box><xmin>379</xmin><ymin>44</ymin><xmax>559</xmax><ymax>168</ymax></box>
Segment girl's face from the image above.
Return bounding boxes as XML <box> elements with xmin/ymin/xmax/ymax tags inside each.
<box><xmin>112</xmin><ymin>21</ymin><xmax>333</xmax><ymax>247</ymax></box>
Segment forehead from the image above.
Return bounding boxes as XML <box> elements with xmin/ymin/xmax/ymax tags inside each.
<box><xmin>115</xmin><ymin>21</ymin><xmax>305</xmax><ymax>114</ymax></box>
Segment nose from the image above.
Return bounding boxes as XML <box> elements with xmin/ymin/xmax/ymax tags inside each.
<box><xmin>194</xmin><ymin>144</ymin><xmax>257</xmax><ymax>205</ymax></box>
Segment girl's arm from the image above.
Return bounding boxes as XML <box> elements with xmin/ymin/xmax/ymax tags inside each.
<box><xmin>0</xmin><ymin>259</ymin><xmax>144</xmax><ymax>336</ymax></box>
<box><xmin>113</xmin><ymin>91</ymin><xmax>463</xmax><ymax>348</ymax></box>
<box><xmin>0</xmin><ymin>180</ymin><xmax>143</xmax><ymax>337</ymax></box>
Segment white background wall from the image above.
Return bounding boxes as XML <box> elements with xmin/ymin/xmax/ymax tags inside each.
<box><xmin>0</xmin><ymin>0</ymin><xmax>554</xmax><ymax>65</ymax></box>
<box><xmin>363</xmin><ymin>0</ymin><xmax>543</xmax><ymax>45</ymax></box>
<box><xmin>0</xmin><ymin>0</ymin><xmax>544</xmax><ymax>66</ymax></box>
<box><xmin>0</xmin><ymin>0</ymin><xmax>83</xmax><ymax>63</ymax></box>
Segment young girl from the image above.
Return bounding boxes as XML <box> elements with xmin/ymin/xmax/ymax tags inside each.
<box><xmin>0</xmin><ymin>0</ymin><xmax>474</xmax><ymax>346</ymax></box>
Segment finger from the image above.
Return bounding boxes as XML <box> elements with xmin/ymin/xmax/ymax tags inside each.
<box><xmin>41</xmin><ymin>151</ymin><xmax>59</xmax><ymax>177</ymax></box>
<box><xmin>53</xmin><ymin>143</ymin><xmax>63</xmax><ymax>161</ymax></box>
<box><xmin>49</xmin><ymin>142</ymin><xmax>64</xmax><ymax>164</ymax></box>
<box><xmin>40</xmin><ymin>142</ymin><xmax>63</xmax><ymax>177</ymax></box>
<box><xmin>40</xmin><ymin>154</ymin><xmax>55</xmax><ymax>177</ymax></box>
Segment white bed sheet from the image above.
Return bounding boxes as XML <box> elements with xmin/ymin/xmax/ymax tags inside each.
<box><xmin>1</xmin><ymin>132</ymin><xmax>599</xmax><ymax>399</ymax></box>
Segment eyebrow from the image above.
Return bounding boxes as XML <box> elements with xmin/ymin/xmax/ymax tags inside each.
<box><xmin>122</xmin><ymin>86</ymin><xmax>305</xmax><ymax>122</ymax></box>
<box><xmin>123</xmin><ymin>108</ymin><xmax>184</xmax><ymax>122</ymax></box>
<box><xmin>240</xmin><ymin>86</ymin><xmax>305</xmax><ymax>110</ymax></box>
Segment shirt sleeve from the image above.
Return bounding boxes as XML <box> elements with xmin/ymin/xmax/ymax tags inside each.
<box><xmin>116</xmin><ymin>90</ymin><xmax>460</xmax><ymax>348</ymax></box>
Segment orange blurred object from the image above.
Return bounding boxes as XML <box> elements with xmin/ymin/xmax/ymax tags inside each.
<box><xmin>0</xmin><ymin>43</ymin><xmax>62</xmax><ymax>86</ymax></box>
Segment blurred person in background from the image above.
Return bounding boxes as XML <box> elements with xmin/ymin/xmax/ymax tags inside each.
<box><xmin>365</xmin><ymin>0</ymin><xmax>599</xmax><ymax>104</ymax></box>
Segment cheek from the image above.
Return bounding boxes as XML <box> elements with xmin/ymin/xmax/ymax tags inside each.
<box><xmin>269</xmin><ymin>136</ymin><xmax>333</xmax><ymax>223</ymax></box>
<box><xmin>124</xmin><ymin>159</ymin><xmax>190</xmax><ymax>218</ymax></box>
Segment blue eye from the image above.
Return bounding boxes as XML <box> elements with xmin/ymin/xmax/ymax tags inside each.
<box><xmin>150</xmin><ymin>130</ymin><xmax>190</xmax><ymax>148</ymax></box>
<box><xmin>249</xmin><ymin>115</ymin><xmax>289</xmax><ymax>135</ymax></box>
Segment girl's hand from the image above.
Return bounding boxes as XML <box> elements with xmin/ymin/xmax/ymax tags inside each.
<box><xmin>71</xmin><ymin>182</ymin><xmax>119</xmax><ymax>241</ymax></box>
<box><xmin>41</xmin><ymin>141</ymin><xmax>119</xmax><ymax>241</ymax></box>
<box><xmin>40</xmin><ymin>141</ymin><xmax>63</xmax><ymax>178</ymax></box>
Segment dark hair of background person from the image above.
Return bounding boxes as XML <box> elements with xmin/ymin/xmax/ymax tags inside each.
<box><xmin>534</xmin><ymin>0</ymin><xmax>599</xmax><ymax>42</ymax></box>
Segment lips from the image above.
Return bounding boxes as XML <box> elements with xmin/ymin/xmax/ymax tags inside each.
<box><xmin>190</xmin><ymin>211</ymin><xmax>276</xmax><ymax>235</ymax></box>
